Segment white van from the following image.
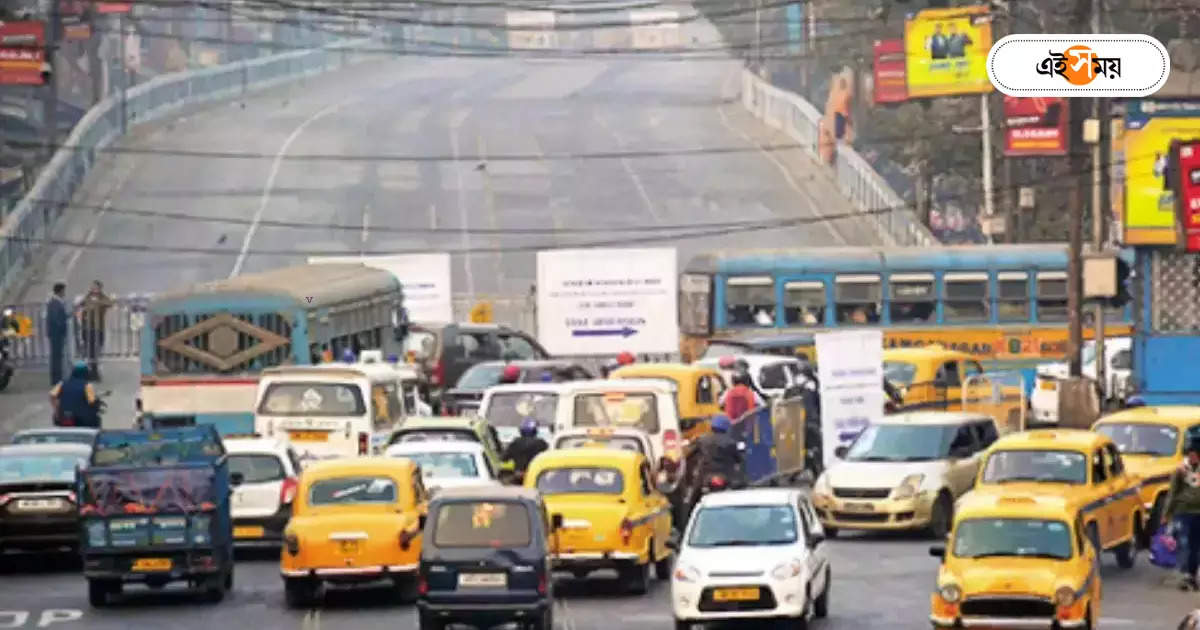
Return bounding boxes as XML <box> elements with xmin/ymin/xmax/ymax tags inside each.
<box><xmin>254</xmin><ymin>362</ymin><xmax>420</xmax><ymax>461</ymax></box>
<box><xmin>476</xmin><ymin>382</ymin><xmax>566</xmax><ymax>449</ymax></box>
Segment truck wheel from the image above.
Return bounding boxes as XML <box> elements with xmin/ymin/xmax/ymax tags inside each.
<box><xmin>654</xmin><ymin>546</ymin><xmax>673</xmax><ymax>580</ymax></box>
<box><xmin>87</xmin><ymin>579</ymin><xmax>117</xmax><ymax>607</ymax></box>
<box><xmin>418</xmin><ymin>611</ymin><xmax>442</xmax><ymax>630</ymax></box>
<box><xmin>203</xmin><ymin>576</ymin><xmax>226</xmax><ymax>604</ymax></box>
<box><xmin>620</xmin><ymin>562</ymin><xmax>650</xmax><ymax>595</ymax></box>
<box><xmin>284</xmin><ymin>578</ymin><xmax>315</xmax><ymax>608</ymax></box>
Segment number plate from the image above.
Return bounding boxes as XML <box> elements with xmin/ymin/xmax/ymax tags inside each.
<box><xmin>132</xmin><ymin>558</ymin><xmax>172</xmax><ymax>572</ymax></box>
<box><xmin>713</xmin><ymin>587</ymin><xmax>759</xmax><ymax>602</ymax></box>
<box><xmin>15</xmin><ymin>498</ymin><xmax>64</xmax><ymax>511</ymax></box>
<box><xmin>1039</xmin><ymin>380</ymin><xmax>1056</xmax><ymax>391</ymax></box>
<box><xmin>458</xmin><ymin>573</ymin><xmax>507</xmax><ymax>588</ymax></box>
<box><xmin>339</xmin><ymin>540</ymin><xmax>360</xmax><ymax>554</ymax></box>
<box><xmin>289</xmin><ymin>431</ymin><xmax>328</xmax><ymax>442</ymax></box>
<box><xmin>842</xmin><ymin>502</ymin><xmax>874</xmax><ymax>513</ymax></box>
<box><xmin>233</xmin><ymin>526</ymin><xmax>265</xmax><ymax>539</ymax></box>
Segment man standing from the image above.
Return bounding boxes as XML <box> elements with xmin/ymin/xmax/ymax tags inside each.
<box><xmin>45</xmin><ymin>282</ymin><xmax>68</xmax><ymax>386</ymax></box>
<box><xmin>77</xmin><ymin>280</ymin><xmax>113</xmax><ymax>382</ymax></box>
<box><xmin>1164</xmin><ymin>439</ymin><xmax>1200</xmax><ymax>591</ymax></box>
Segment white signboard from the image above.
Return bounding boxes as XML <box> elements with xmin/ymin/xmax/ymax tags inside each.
<box><xmin>815</xmin><ymin>330</ymin><xmax>884</xmax><ymax>471</ymax></box>
<box><xmin>536</xmin><ymin>248</ymin><xmax>678</xmax><ymax>356</ymax></box>
<box><xmin>308</xmin><ymin>254</ymin><xmax>453</xmax><ymax>323</ymax></box>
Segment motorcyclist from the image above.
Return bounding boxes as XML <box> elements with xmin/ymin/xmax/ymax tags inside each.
<box><xmin>883</xmin><ymin>377</ymin><xmax>904</xmax><ymax>413</ymax></box>
<box><xmin>499</xmin><ymin>364</ymin><xmax>523</xmax><ymax>384</ymax></box>
<box><xmin>722</xmin><ymin>371</ymin><xmax>762</xmax><ymax>421</ymax></box>
<box><xmin>50</xmin><ymin>361</ymin><xmax>102</xmax><ymax>427</ymax></box>
<box><xmin>693</xmin><ymin>414</ymin><xmax>745</xmax><ymax>493</ymax></box>
<box><xmin>0</xmin><ymin>308</ymin><xmax>18</xmax><ymax>363</ymax></box>
<box><xmin>502</xmin><ymin>419</ymin><xmax>548</xmax><ymax>479</ymax></box>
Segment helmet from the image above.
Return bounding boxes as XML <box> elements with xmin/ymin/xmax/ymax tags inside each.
<box><xmin>519</xmin><ymin>419</ymin><xmax>539</xmax><ymax>437</ymax></box>
<box><xmin>71</xmin><ymin>361</ymin><xmax>88</xmax><ymax>377</ymax></box>
<box><xmin>717</xmin><ymin>355</ymin><xmax>737</xmax><ymax>369</ymax></box>
<box><xmin>540</xmin><ymin>371</ymin><xmax>554</xmax><ymax>382</ymax></box>
<box><xmin>1126</xmin><ymin>395</ymin><xmax>1146</xmax><ymax>408</ymax></box>
<box><xmin>2</xmin><ymin>308</ymin><xmax>11</xmax><ymax>317</ymax></box>
<box><xmin>501</xmin><ymin>365</ymin><xmax>522</xmax><ymax>382</ymax></box>
<box><xmin>616</xmin><ymin>351</ymin><xmax>635</xmax><ymax>366</ymax></box>
<box><xmin>731</xmin><ymin>371</ymin><xmax>751</xmax><ymax>387</ymax></box>
<box><xmin>341</xmin><ymin>348</ymin><xmax>356</xmax><ymax>363</ymax></box>
<box><xmin>711</xmin><ymin>414</ymin><xmax>731</xmax><ymax>433</ymax></box>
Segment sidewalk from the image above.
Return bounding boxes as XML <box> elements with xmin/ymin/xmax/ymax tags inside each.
<box><xmin>0</xmin><ymin>361</ymin><xmax>139</xmax><ymax>441</ymax></box>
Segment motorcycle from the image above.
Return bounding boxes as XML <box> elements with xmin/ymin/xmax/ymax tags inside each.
<box><xmin>54</xmin><ymin>390</ymin><xmax>110</xmax><ymax>427</ymax></box>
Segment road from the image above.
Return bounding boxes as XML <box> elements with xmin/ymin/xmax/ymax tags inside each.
<box><xmin>0</xmin><ymin>534</ymin><xmax>1195</xmax><ymax>629</ymax></box>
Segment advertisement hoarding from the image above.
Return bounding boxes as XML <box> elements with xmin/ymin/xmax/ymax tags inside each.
<box><xmin>1003</xmin><ymin>96</ymin><xmax>1068</xmax><ymax>156</ymax></box>
<box><xmin>903</xmin><ymin>5</ymin><xmax>993</xmax><ymax>98</ymax></box>
<box><xmin>873</xmin><ymin>39</ymin><xmax>907</xmax><ymax>104</ymax></box>
<box><xmin>1122</xmin><ymin>100</ymin><xmax>1200</xmax><ymax>245</ymax></box>
<box><xmin>535</xmin><ymin>248</ymin><xmax>678</xmax><ymax>356</ymax></box>
<box><xmin>1170</xmin><ymin>139</ymin><xmax>1200</xmax><ymax>252</ymax></box>
<box><xmin>94</xmin><ymin>2</ymin><xmax>134</xmax><ymax>13</ymax></box>
<box><xmin>814</xmin><ymin>330</ymin><xmax>883</xmax><ymax>471</ymax></box>
<box><xmin>307</xmin><ymin>254</ymin><xmax>453</xmax><ymax>323</ymax></box>
<box><xmin>0</xmin><ymin>22</ymin><xmax>45</xmax><ymax>86</ymax></box>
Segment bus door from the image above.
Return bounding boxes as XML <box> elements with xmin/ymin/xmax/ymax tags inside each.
<box><xmin>778</xmin><ymin>276</ymin><xmax>831</xmax><ymax>328</ymax></box>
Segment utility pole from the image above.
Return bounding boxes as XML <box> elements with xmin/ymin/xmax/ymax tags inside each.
<box><xmin>1067</xmin><ymin>0</ymin><xmax>1091</xmax><ymax>378</ymax></box>
<box><xmin>1089</xmin><ymin>0</ymin><xmax>1107</xmax><ymax>397</ymax></box>
<box><xmin>981</xmin><ymin>92</ymin><xmax>995</xmax><ymax>243</ymax></box>
<box><xmin>1001</xmin><ymin>0</ymin><xmax>1019</xmax><ymax>244</ymax></box>
<box><xmin>118</xmin><ymin>12</ymin><xmax>127</xmax><ymax>134</ymax></box>
<box><xmin>42</xmin><ymin>0</ymin><xmax>61</xmax><ymax>158</ymax></box>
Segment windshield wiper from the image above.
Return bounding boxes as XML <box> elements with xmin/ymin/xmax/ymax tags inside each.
<box><xmin>901</xmin><ymin>456</ymin><xmax>934</xmax><ymax>462</ymax></box>
<box><xmin>707</xmin><ymin>540</ymin><xmax>758</xmax><ymax>547</ymax></box>
<box><xmin>966</xmin><ymin>552</ymin><xmax>1066</xmax><ymax>560</ymax></box>
<box><xmin>993</xmin><ymin>477</ymin><xmax>1074</xmax><ymax>483</ymax></box>
<box><xmin>856</xmin><ymin>456</ymin><xmax>896</xmax><ymax>462</ymax></box>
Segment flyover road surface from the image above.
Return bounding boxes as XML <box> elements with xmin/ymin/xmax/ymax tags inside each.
<box><xmin>0</xmin><ymin>534</ymin><xmax>1194</xmax><ymax>629</ymax></box>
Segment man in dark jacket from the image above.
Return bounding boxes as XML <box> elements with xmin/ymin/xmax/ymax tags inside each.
<box><xmin>50</xmin><ymin>361</ymin><xmax>102</xmax><ymax>427</ymax></box>
<box><xmin>77</xmin><ymin>280</ymin><xmax>113</xmax><ymax>381</ymax></box>
<box><xmin>1164</xmin><ymin>439</ymin><xmax>1200</xmax><ymax>591</ymax></box>
<box><xmin>502</xmin><ymin>419</ymin><xmax>548</xmax><ymax>477</ymax></box>
<box><xmin>45</xmin><ymin>283</ymin><xmax>68</xmax><ymax>386</ymax></box>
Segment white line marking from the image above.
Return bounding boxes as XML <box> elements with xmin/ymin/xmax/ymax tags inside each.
<box><xmin>64</xmin><ymin>198</ymin><xmax>112</xmax><ymax>279</ymax></box>
<box><xmin>449</xmin><ymin>109</ymin><xmax>476</xmax><ymax>301</ymax></box>
<box><xmin>230</xmin><ymin>98</ymin><xmax>348</xmax><ymax>278</ymax></box>
<box><xmin>360</xmin><ymin>203</ymin><xmax>370</xmax><ymax>245</ymax></box>
<box><xmin>595</xmin><ymin>114</ymin><xmax>662</xmax><ymax>224</ymax></box>
<box><xmin>428</xmin><ymin>203</ymin><xmax>437</xmax><ymax>230</ymax></box>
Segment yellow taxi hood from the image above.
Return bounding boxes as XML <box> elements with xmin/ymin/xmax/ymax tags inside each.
<box><xmin>1121</xmin><ymin>453</ymin><xmax>1176</xmax><ymax>480</ymax></box>
<box><xmin>289</xmin><ymin>511</ymin><xmax>410</xmax><ymax>540</ymax></box>
<box><xmin>825</xmin><ymin>460</ymin><xmax>948</xmax><ymax>489</ymax></box>
<box><xmin>966</xmin><ymin>484</ymin><xmax>1088</xmax><ymax>510</ymax></box>
<box><xmin>951</xmin><ymin>557</ymin><xmax>1071</xmax><ymax>597</ymax></box>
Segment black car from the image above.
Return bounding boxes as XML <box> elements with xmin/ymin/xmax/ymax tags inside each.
<box><xmin>403</xmin><ymin>323</ymin><xmax>550</xmax><ymax>412</ymax></box>
<box><xmin>0</xmin><ymin>442</ymin><xmax>91</xmax><ymax>552</ymax></box>
<box><xmin>417</xmin><ymin>486</ymin><xmax>554</xmax><ymax>630</ymax></box>
<box><xmin>441</xmin><ymin>360</ymin><xmax>593</xmax><ymax>416</ymax></box>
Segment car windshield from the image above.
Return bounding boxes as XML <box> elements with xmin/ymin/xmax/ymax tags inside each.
<box><xmin>309</xmin><ymin>476</ymin><xmax>398</xmax><ymax>505</ymax></box>
<box><xmin>258</xmin><ymin>383</ymin><xmax>365</xmax><ymax>416</ymax></box>
<box><xmin>228</xmin><ymin>454</ymin><xmax>286</xmax><ymax>484</ymax></box>
<box><xmin>953</xmin><ymin>518</ymin><xmax>1073</xmax><ymax>560</ymax></box>
<box><xmin>456</xmin><ymin>364</ymin><xmax>506</xmax><ymax>390</ymax></box>
<box><xmin>882</xmin><ymin>361</ymin><xmax>918</xmax><ymax>387</ymax></box>
<box><xmin>535</xmin><ymin>467</ymin><xmax>623</xmax><ymax>495</ymax></box>
<box><xmin>701</xmin><ymin>343</ymin><xmax>749</xmax><ymax>359</ymax></box>
<box><xmin>844</xmin><ymin>424</ymin><xmax>956</xmax><ymax>461</ymax></box>
<box><xmin>395</xmin><ymin>429</ymin><xmax>479</xmax><ymax>444</ymax></box>
<box><xmin>573</xmin><ymin>393</ymin><xmax>661</xmax><ymax>433</ymax></box>
<box><xmin>981</xmin><ymin>450</ymin><xmax>1087</xmax><ymax>484</ymax></box>
<box><xmin>1096</xmin><ymin>423</ymin><xmax>1180</xmax><ymax>456</ymax></box>
<box><xmin>404</xmin><ymin>452</ymin><xmax>480</xmax><ymax>479</ymax></box>
<box><xmin>485</xmin><ymin>392</ymin><xmax>558</xmax><ymax>428</ymax></box>
<box><xmin>688</xmin><ymin>505</ymin><xmax>798</xmax><ymax>547</ymax></box>
<box><xmin>433</xmin><ymin>501</ymin><xmax>532</xmax><ymax>548</ymax></box>
<box><xmin>12</xmin><ymin>432</ymin><xmax>94</xmax><ymax>445</ymax></box>
<box><xmin>555</xmin><ymin>435</ymin><xmax>645</xmax><ymax>455</ymax></box>
<box><xmin>0</xmin><ymin>454</ymin><xmax>84</xmax><ymax>483</ymax></box>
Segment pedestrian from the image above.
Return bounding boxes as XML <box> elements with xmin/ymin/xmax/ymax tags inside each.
<box><xmin>76</xmin><ymin>280</ymin><xmax>113</xmax><ymax>382</ymax></box>
<box><xmin>1163</xmin><ymin>438</ymin><xmax>1200</xmax><ymax>591</ymax></box>
<box><xmin>45</xmin><ymin>282</ymin><xmax>69</xmax><ymax>387</ymax></box>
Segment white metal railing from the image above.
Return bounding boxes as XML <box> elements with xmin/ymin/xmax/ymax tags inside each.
<box><xmin>740</xmin><ymin>70</ymin><xmax>939</xmax><ymax>248</ymax></box>
<box><xmin>0</xmin><ymin>37</ymin><xmax>377</xmax><ymax>299</ymax></box>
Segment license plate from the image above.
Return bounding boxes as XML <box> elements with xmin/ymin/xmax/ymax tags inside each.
<box><xmin>458</xmin><ymin>573</ymin><xmax>507</xmax><ymax>588</ymax></box>
<box><xmin>132</xmin><ymin>558</ymin><xmax>172</xmax><ymax>572</ymax></box>
<box><xmin>15</xmin><ymin>498</ymin><xmax>64</xmax><ymax>510</ymax></box>
<box><xmin>713</xmin><ymin>587</ymin><xmax>759</xmax><ymax>602</ymax></box>
<box><xmin>843</xmin><ymin>502</ymin><xmax>874</xmax><ymax>513</ymax></box>
<box><xmin>234</xmin><ymin>526</ymin><xmax>265</xmax><ymax>539</ymax></box>
<box><xmin>1039</xmin><ymin>380</ymin><xmax>1056</xmax><ymax>391</ymax></box>
<box><xmin>340</xmin><ymin>540</ymin><xmax>360</xmax><ymax>554</ymax></box>
<box><xmin>289</xmin><ymin>431</ymin><xmax>328</xmax><ymax>442</ymax></box>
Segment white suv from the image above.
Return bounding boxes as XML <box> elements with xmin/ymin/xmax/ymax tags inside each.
<box><xmin>225</xmin><ymin>437</ymin><xmax>302</xmax><ymax>545</ymax></box>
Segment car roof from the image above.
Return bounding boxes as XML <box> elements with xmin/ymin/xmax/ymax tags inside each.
<box><xmin>876</xmin><ymin>411</ymin><xmax>991</xmax><ymax>426</ymax></box>
<box><xmin>471</xmin><ymin>360</ymin><xmax>580</xmax><ymax>369</ymax></box>
<box><xmin>300</xmin><ymin>457</ymin><xmax>417</xmax><ymax>479</ymax></box>
<box><xmin>955</xmin><ymin>490</ymin><xmax>1075</xmax><ymax>522</ymax></box>
<box><xmin>532</xmin><ymin>447</ymin><xmax>643</xmax><ymax>467</ymax></box>
<box><xmin>0</xmin><ymin>442</ymin><xmax>93</xmax><ymax>457</ymax></box>
<box><xmin>1095</xmin><ymin>405</ymin><xmax>1200</xmax><ymax>428</ymax></box>
<box><xmin>483</xmin><ymin>382</ymin><xmax>572</xmax><ymax>396</ymax></box>
<box><xmin>554</xmin><ymin>426</ymin><xmax>651</xmax><ymax>440</ymax></box>
<box><xmin>12</xmin><ymin>427</ymin><xmax>98</xmax><ymax>436</ymax></box>
<box><xmin>990</xmin><ymin>429</ymin><xmax>1110</xmax><ymax>452</ymax></box>
<box><xmin>610</xmin><ymin>363</ymin><xmax>720</xmax><ymax>378</ymax></box>
<box><xmin>387</xmin><ymin>441</ymin><xmax>487</xmax><ymax>455</ymax></box>
<box><xmin>556</xmin><ymin>379</ymin><xmax>675</xmax><ymax>394</ymax></box>
<box><xmin>883</xmin><ymin>345</ymin><xmax>971</xmax><ymax>362</ymax></box>
<box><xmin>698</xmin><ymin>487</ymin><xmax>803</xmax><ymax>508</ymax></box>
<box><xmin>431</xmin><ymin>485</ymin><xmax>540</xmax><ymax>502</ymax></box>
<box><xmin>696</xmin><ymin>354</ymin><xmax>799</xmax><ymax>369</ymax></box>
<box><xmin>222</xmin><ymin>437</ymin><xmax>290</xmax><ymax>454</ymax></box>
<box><xmin>397</xmin><ymin>416</ymin><xmax>484</xmax><ymax>431</ymax></box>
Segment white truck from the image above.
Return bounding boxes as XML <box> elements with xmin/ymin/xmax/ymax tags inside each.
<box><xmin>1030</xmin><ymin>337</ymin><xmax>1132</xmax><ymax>425</ymax></box>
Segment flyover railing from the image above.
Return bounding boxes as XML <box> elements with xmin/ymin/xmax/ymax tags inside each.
<box><xmin>740</xmin><ymin>70</ymin><xmax>939</xmax><ymax>248</ymax></box>
<box><xmin>0</xmin><ymin>37</ymin><xmax>377</xmax><ymax>302</ymax></box>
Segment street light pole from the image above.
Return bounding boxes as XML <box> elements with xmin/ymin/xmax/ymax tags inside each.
<box><xmin>1090</xmin><ymin>0</ymin><xmax>1107</xmax><ymax>398</ymax></box>
<box><xmin>981</xmin><ymin>92</ymin><xmax>995</xmax><ymax>244</ymax></box>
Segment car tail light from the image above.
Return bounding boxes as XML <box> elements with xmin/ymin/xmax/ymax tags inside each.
<box><xmin>619</xmin><ymin>518</ymin><xmax>633</xmax><ymax>545</ymax></box>
<box><xmin>537</xmin><ymin>572</ymin><xmax>547</xmax><ymax>595</ymax></box>
<box><xmin>279</xmin><ymin>477</ymin><xmax>298</xmax><ymax>505</ymax></box>
<box><xmin>432</xmin><ymin>360</ymin><xmax>444</xmax><ymax>386</ymax></box>
<box><xmin>284</xmin><ymin>533</ymin><xmax>299</xmax><ymax>556</ymax></box>
<box><xmin>66</xmin><ymin>491</ymin><xmax>76</xmax><ymax>504</ymax></box>
<box><xmin>358</xmin><ymin>432</ymin><xmax>369</xmax><ymax>455</ymax></box>
<box><xmin>708</xmin><ymin>475</ymin><xmax>726</xmax><ymax>490</ymax></box>
<box><xmin>0</xmin><ymin>494</ymin><xmax>10</xmax><ymax>505</ymax></box>
<box><xmin>417</xmin><ymin>576</ymin><xmax>429</xmax><ymax>595</ymax></box>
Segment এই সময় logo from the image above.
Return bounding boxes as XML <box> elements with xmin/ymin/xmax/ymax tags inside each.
<box><xmin>1036</xmin><ymin>45</ymin><xmax>1121</xmax><ymax>85</ymax></box>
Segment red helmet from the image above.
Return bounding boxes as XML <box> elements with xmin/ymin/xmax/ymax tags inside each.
<box><xmin>616</xmin><ymin>351</ymin><xmax>635</xmax><ymax>366</ymax></box>
<box><xmin>501</xmin><ymin>364</ymin><xmax>522</xmax><ymax>382</ymax></box>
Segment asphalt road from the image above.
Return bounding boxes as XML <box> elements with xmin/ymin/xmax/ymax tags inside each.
<box><xmin>0</xmin><ymin>533</ymin><xmax>1195</xmax><ymax>629</ymax></box>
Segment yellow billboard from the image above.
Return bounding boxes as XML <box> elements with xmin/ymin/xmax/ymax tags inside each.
<box><xmin>904</xmin><ymin>6</ymin><xmax>993</xmax><ymax>98</ymax></box>
<box><xmin>1122</xmin><ymin>100</ymin><xmax>1200</xmax><ymax>245</ymax></box>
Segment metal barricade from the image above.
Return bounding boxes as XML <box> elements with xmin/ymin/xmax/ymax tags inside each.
<box><xmin>963</xmin><ymin>371</ymin><xmax>1027</xmax><ymax>434</ymax></box>
<box><xmin>769</xmin><ymin>397</ymin><xmax>808</xmax><ymax>476</ymax></box>
<box><xmin>5</xmin><ymin>294</ymin><xmax>148</xmax><ymax>366</ymax></box>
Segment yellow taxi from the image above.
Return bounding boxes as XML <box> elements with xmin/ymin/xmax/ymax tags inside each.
<box><xmin>280</xmin><ymin>457</ymin><xmax>428</xmax><ymax>607</ymax></box>
<box><xmin>609</xmin><ymin>363</ymin><xmax>725</xmax><ymax>443</ymax></box>
<box><xmin>929</xmin><ymin>492</ymin><xmax>1100</xmax><ymax>630</ymax></box>
<box><xmin>1093</xmin><ymin>405</ymin><xmax>1200</xmax><ymax>530</ymax></box>
<box><xmin>884</xmin><ymin>346</ymin><xmax>1024</xmax><ymax>432</ymax></box>
<box><xmin>974</xmin><ymin>429</ymin><xmax>1144</xmax><ymax>568</ymax></box>
<box><xmin>524</xmin><ymin>448</ymin><xmax>672</xmax><ymax>595</ymax></box>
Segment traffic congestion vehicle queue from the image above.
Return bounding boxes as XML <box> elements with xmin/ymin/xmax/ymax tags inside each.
<box><xmin>224</xmin><ymin>436</ymin><xmax>302</xmax><ymax>545</ymax></box>
<box><xmin>385</xmin><ymin>441</ymin><xmax>501</xmax><ymax>494</ymax></box>
<box><xmin>386</xmin><ymin>416</ymin><xmax>505</xmax><ymax>476</ymax></box>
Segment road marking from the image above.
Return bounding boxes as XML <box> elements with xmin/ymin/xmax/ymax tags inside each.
<box><xmin>37</xmin><ymin>610</ymin><xmax>82</xmax><ymax>627</ymax></box>
<box><xmin>595</xmin><ymin>114</ymin><xmax>662</xmax><ymax>225</ymax></box>
<box><xmin>428</xmin><ymin>203</ymin><xmax>437</xmax><ymax>230</ymax></box>
<box><xmin>448</xmin><ymin>108</ymin><xmax>476</xmax><ymax>301</ymax></box>
<box><xmin>63</xmin><ymin>198</ymin><xmax>111</xmax><ymax>279</ymax></box>
<box><xmin>360</xmin><ymin>202</ymin><xmax>371</xmax><ymax>247</ymax></box>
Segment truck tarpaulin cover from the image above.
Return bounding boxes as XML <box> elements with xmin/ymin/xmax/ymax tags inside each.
<box><xmin>90</xmin><ymin>426</ymin><xmax>225</xmax><ymax>468</ymax></box>
<box><xmin>80</xmin><ymin>467</ymin><xmax>218</xmax><ymax>516</ymax></box>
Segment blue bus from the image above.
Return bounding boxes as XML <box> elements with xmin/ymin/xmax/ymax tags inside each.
<box><xmin>139</xmin><ymin>263</ymin><xmax>407</xmax><ymax>435</ymax></box>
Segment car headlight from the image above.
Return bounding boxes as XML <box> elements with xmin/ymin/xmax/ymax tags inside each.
<box><xmin>771</xmin><ymin>559</ymin><xmax>803</xmax><ymax>580</ymax></box>
<box><xmin>891</xmin><ymin>474</ymin><xmax>925</xmax><ymax>500</ymax></box>
<box><xmin>939</xmin><ymin>583</ymin><xmax>962</xmax><ymax>603</ymax></box>
<box><xmin>1054</xmin><ymin>586</ymin><xmax>1075</xmax><ymax>606</ymax></box>
<box><xmin>86</xmin><ymin>519</ymin><xmax>107</xmax><ymax>547</ymax></box>
<box><xmin>674</xmin><ymin>564</ymin><xmax>700</xmax><ymax>582</ymax></box>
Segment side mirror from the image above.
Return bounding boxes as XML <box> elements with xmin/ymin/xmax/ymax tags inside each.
<box><xmin>551</xmin><ymin>513</ymin><xmax>564</xmax><ymax>530</ymax></box>
<box><xmin>809</xmin><ymin>532</ymin><xmax>825</xmax><ymax>547</ymax></box>
<box><xmin>230</xmin><ymin>472</ymin><xmax>245</xmax><ymax>487</ymax></box>
<box><xmin>834</xmin><ymin>445</ymin><xmax>848</xmax><ymax>459</ymax></box>
<box><xmin>929</xmin><ymin>545</ymin><xmax>945</xmax><ymax>558</ymax></box>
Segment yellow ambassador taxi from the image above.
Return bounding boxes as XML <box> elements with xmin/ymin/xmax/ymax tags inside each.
<box><xmin>523</xmin><ymin>448</ymin><xmax>673</xmax><ymax>595</ymax></box>
<box><xmin>608</xmin><ymin>363</ymin><xmax>725</xmax><ymax>443</ymax></box>
<box><xmin>1093</xmin><ymin>405</ymin><xmax>1200</xmax><ymax>531</ymax></box>
<box><xmin>974</xmin><ymin>429</ymin><xmax>1144</xmax><ymax>568</ymax></box>
<box><xmin>280</xmin><ymin>457</ymin><xmax>428</xmax><ymax>608</ymax></box>
<box><xmin>884</xmin><ymin>346</ymin><xmax>1024</xmax><ymax>432</ymax></box>
<box><xmin>930</xmin><ymin>492</ymin><xmax>1101</xmax><ymax>630</ymax></box>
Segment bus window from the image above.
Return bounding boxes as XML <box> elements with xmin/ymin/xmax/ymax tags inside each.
<box><xmin>996</xmin><ymin>272</ymin><xmax>1030</xmax><ymax>322</ymax></box>
<box><xmin>726</xmin><ymin>277</ymin><xmax>775</xmax><ymax>327</ymax></box>
<box><xmin>1036</xmin><ymin>271</ymin><xmax>1069</xmax><ymax>322</ymax></box>
<box><xmin>783</xmin><ymin>281</ymin><xmax>825</xmax><ymax>326</ymax></box>
<box><xmin>888</xmin><ymin>273</ymin><xmax>935</xmax><ymax>324</ymax></box>
<box><xmin>835</xmin><ymin>275</ymin><xmax>881</xmax><ymax>325</ymax></box>
<box><xmin>943</xmin><ymin>273</ymin><xmax>990</xmax><ymax>322</ymax></box>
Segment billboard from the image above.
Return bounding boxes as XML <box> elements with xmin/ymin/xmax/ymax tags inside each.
<box><xmin>1169</xmin><ymin>139</ymin><xmax>1200</xmax><ymax>252</ymax></box>
<box><xmin>1122</xmin><ymin>100</ymin><xmax>1200</xmax><ymax>245</ymax></box>
<box><xmin>904</xmin><ymin>6</ymin><xmax>993</xmax><ymax>98</ymax></box>
<box><xmin>0</xmin><ymin>22</ymin><xmax>45</xmax><ymax>86</ymax></box>
<box><xmin>815</xmin><ymin>330</ymin><xmax>883</xmax><ymax>471</ymax></box>
<box><xmin>873</xmin><ymin>39</ymin><xmax>907</xmax><ymax>104</ymax></box>
<box><xmin>1004</xmin><ymin>96</ymin><xmax>1068</xmax><ymax>156</ymax></box>
<box><xmin>94</xmin><ymin>2</ymin><xmax>133</xmax><ymax>12</ymax></box>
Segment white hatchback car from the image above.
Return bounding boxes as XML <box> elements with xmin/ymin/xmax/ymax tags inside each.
<box><xmin>384</xmin><ymin>441</ymin><xmax>500</xmax><ymax>494</ymax></box>
<box><xmin>671</xmin><ymin>488</ymin><xmax>831</xmax><ymax>630</ymax></box>
<box><xmin>224</xmin><ymin>437</ymin><xmax>302</xmax><ymax>545</ymax></box>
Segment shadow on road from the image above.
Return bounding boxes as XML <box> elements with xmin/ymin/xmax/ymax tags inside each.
<box><xmin>0</xmin><ymin>550</ymin><xmax>81</xmax><ymax>574</ymax></box>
